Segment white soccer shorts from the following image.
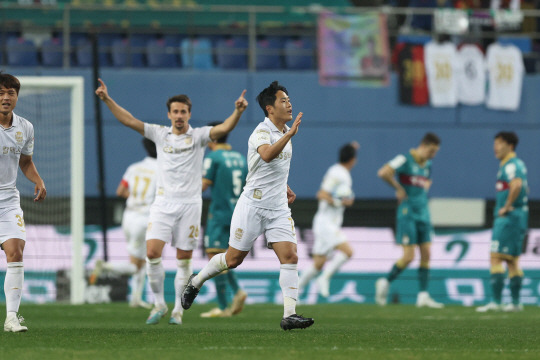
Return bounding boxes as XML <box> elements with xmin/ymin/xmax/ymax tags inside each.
<box><xmin>0</xmin><ymin>207</ymin><xmax>27</xmax><ymax>245</ymax></box>
<box><xmin>312</xmin><ymin>217</ymin><xmax>347</xmax><ymax>256</ymax></box>
<box><xmin>122</xmin><ymin>210</ymin><xmax>149</xmax><ymax>260</ymax></box>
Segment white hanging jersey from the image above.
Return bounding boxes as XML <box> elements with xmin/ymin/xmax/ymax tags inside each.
<box><xmin>313</xmin><ymin>163</ymin><xmax>352</xmax><ymax>228</ymax></box>
<box><xmin>241</xmin><ymin>117</ymin><xmax>292</xmax><ymax>210</ymax></box>
<box><xmin>457</xmin><ymin>44</ymin><xmax>486</xmax><ymax>105</ymax></box>
<box><xmin>424</xmin><ymin>41</ymin><xmax>459</xmax><ymax>107</ymax></box>
<box><xmin>0</xmin><ymin>113</ymin><xmax>34</xmax><ymax>207</ymax></box>
<box><xmin>121</xmin><ymin>157</ymin><xmax>158</xmax><ymax>215</ymax></box>
<box><xmin>144</xmin><ymin>123</ymin><xmax>211</xmax><ymax>203</ymax></box>
<box><xmin>486</xmin><ymin>43</ymin><xmax>524</xmax><ymax>111</ymax></box>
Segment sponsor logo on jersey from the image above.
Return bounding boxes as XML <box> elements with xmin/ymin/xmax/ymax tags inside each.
<box><xmin>234</xmin><ymin>228</ymin><xmax>243</xmax><ymax>240</ymax></box>
<box><xmin>15</xmin><ymin>131</ymin><xmax>23</xmax><ymax>144</ymax></box>
<box><xmin>253</xmin><ymin>189</ymin><xmax>262</xmax><ymax>200</ymax></box>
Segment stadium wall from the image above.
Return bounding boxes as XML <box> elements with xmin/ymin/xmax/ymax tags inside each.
<box><xmin>5</xmin><ymin>67</ymin><xmax>540</xmax><ymax>200</ymax></box>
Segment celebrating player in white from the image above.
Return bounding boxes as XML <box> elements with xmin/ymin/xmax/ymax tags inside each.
<box><xmin>1</xmin><ymin>72</ymin><xmax>47</xmax><ymax>332</ymax></box>
<box><xmin>96</xmin><ymin>78</ymin><xmax>247</xmax><ymax>325</ymax></box>
<box><xmin>181</xmin><ymin>81</ymin><xmax>314</xmax><ymax>331</ymax></box>
<box><xmin>90</xmin><ymin>138</ymin><xmax>158</xmax><ymax>309</ymax></box>
<box><xmin>298</xmin><ymin>142</ymin><xmax>358</xmax><ymax>298</ymax></box>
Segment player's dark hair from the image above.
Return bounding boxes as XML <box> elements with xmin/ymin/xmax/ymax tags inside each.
<box><xmin>0</xmin><ymin>71</ymin><xmax>21</xmax><ymax>95</ymax></box>
<box><xmin>420</xmin><ymin>132</ymin><xmax>441</xmax><ymax>146</ymax></box>
<box><xmin>339</xmin><ymin>143</ymin><xmax>357</xmax><ymax>164</ymax></box>
<box><xmin>495</xmin><ymin>131</ymin><xmax>519</xmax><ymax>150</ymax></box>
<box><xmin>256</xmin><ymin>81</ymin><xmax>288</xmax><ymax>117</ymax></box>
<box><xmin>167</xmin><ymin>94</ymin><xmax>192</xmax><ymax>112</ymax></box>
<box><xmin>208</xmin><ymin>121</ymin><xmax>228</xmax><ymax>143</ymax></box>
<box><xmin>142</xmin><ymin>138</ymin><xmax>157</xmax><ymax>158</ymax></box>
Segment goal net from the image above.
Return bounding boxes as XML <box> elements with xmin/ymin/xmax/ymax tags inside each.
<box><xmin>3</xmin><ymin>76</ymin><xmax>84</xmax><ymax>305</ymax></box>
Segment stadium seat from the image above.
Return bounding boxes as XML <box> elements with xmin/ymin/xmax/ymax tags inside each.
<box><xmin>256</xmin><ymin>36</ymin><xmax>283</xmax><ymax>70</ymax></box>
<box><xmin>6</xmin><ymin>37</ymin><xmax>39</xmax><ymax>66</ymax></box>
<box><xmin>216</xmin><ymin>36</ymin><xmax>248</xmax><ymax>69</ymax></box>
<box><xmin>111</xmin><ymin>35</ymin><xmax>147</xmax><ymax>68</ymax></box>
<box><xmin>181</xmin><ymin>37</ymin><xmax>214</xmax><ymax>69</ymax></box>
<box><xmin>146</xmin><ymin>38</ymin><xmax>179</xmax><ymax>68</ymax></box>
<box><xmin>41</xmin><ymin>37</ymin><xmax>64</xmax><ymax>67</ymax></box>
<box><xmin>396</xmin><ymin>34</ymin><xmax>432</xmax><ymax>45</ymax></box>
<box><xmin>284</xmin><ymin>36</ymin><xmax>315</xmax><ymax>70</ymax></box>
<box><xmin>75</xmin><ymin>35</ymin><xmax>116</xmax><ymax>67</ymax></box>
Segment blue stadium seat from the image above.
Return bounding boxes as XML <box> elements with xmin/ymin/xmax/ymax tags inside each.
<box><xmin>75</xmin><ymin>35</ymin><xmax>116</xmax><ymax>67</ymax></box>
<box><xmin>256</xmin><ymin>36</ymin><xmax>283</xmax><ymax>70</ymax></box>
<box><xmin>6</xmin><ymin>37</ymin><xmax>39</xmax><ymax>66</ymax></box>
<box><xmin>41</xmin><ymin>37</ymin><xmax>64</xmax><ymax>67</ymax></box>
<box><xmin>216</xmin><ymin>36</ymin><xmax>248</xmax><ymax>69</ymax></box>
<box><xmin>111</xmin><ymin>36</ymin><xmax>147</xmax><ymax>68</ymax></box>
<box><xmin>181</xmin><ymin>37</ymin><xmax>214</xmax><ymax>69</ymax></box>
<box><xmin>284</xmin><ymin>36</ymin><xmax>315</xmax><ymax>70</ymax></box>
<box><xmin>396</xmin><ymin>34</ymin><xmax>432</xmax><ymax>45</ymax></box>
<box><xmin>146</xmin><ymin>38</ymin><xmax>179</xmax><ymax>68</ymax></box>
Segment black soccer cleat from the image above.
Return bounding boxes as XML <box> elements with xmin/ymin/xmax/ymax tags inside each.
<box><xmin>280</xmin><ymin>314</ymin><xmax>314</xmax><ymax>331</ymax></box>
<box><xmin>181</xmin><ymin>274</ymin><xmax>200</xmax><ymax>310</ymax></box>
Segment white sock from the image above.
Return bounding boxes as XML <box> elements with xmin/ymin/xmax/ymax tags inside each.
<box><xmin>279</xmin><ymin>264</ymin><xmax>298</xmax><ymax>317</ymax></box>
<box><xmin>146</xmin><ymin>257</ymin><xmax>165</xmax><ymax>306</ymax></box>
<box><xmin>173</xmin><ymin>259</ymin><xmax>192</xmax><ymax>314</ymax></box>
<box><xmin>130</xmin><ymin>267</ymin><xmax>146</xmax><ymax>303</ymax></box>
<box><xmin>105</xmin><ymin>262</ymin><xmax>138</xmax><ymax>276</ymax></box>
<box><xmin>298</xmin><ymin>264</ymin><xmax>320</xmax><ymax>291</ymax></box>
<box><xmin>192</xmin><ymin>252</ymin><xmax>228</xmax><ymax>289</ymax></box>
<box><xmin>5</xmin><ymin>262</ymin><xmax>24</xmax><ymax>314</ymax></box>
<box><xmin>320</xmin><ymin>251</ymin><xmax>349</xmax><ymax>281</ymax></box>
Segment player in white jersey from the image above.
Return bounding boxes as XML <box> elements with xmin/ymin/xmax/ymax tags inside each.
<box><xmin>0</xmin><ymin>72</ymin><xmax>46</xmax><ymax>332</ymax></box>
<box><xmin>181</xmin><ymin>81</ymin><xmax>314</xmax><ymax>331</ymax></box>
<box><xmin>95</xmin><ymin>78</ymin><xmax>247</xmax><ymax>325</ymax></box>
<box><xmin>89</xmin><ymin>138</ymin><xmax>157</xmax><ymax>309</ymax></box>
<box><xmin>298</xmin><ymin>142</ymin><xmax>358</xmax><ymax>298</ymax></box>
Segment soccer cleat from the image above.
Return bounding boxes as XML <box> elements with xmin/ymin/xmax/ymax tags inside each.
<box><xmin>168</xmin><ymin>311</ymin><xmax>183</xmax><ymax>325</ymax></box>
<box><xmin>316</xmin><ymin>276</ymin><xmax>330</xmax><ymax>298</ymax></box>
<box><xmin>129</xmin><ymin>299</ymin><xmax>153</xmax><ymax>309</ymax></box>
<box><xmin>476</xmin><ymin>302</ymin><xmax>502</xmax><ymax>313</ymax></box>
<box><xmin>4</xmin><ymin>313</ymin><xmax>28</xmax><ymax>333</ymax></box>
<box><xmin>230</xmin><ymin>289</ymin><xmax>247</xmax><ymax>315</ymax></box>
<box><xmin>200</xmin><ymin>307</ymin><xmax>232</xmax><ymax>318</ymax></box>
<box><xmin>503</xmin><ymin>303</ymin><xmax>524</xmax><ymax>312</ymax></box>
<box><xmin>145</xmin><ymin>304</ymin><xmax>168</xmax><ymax>325</ymax></box>
<box><xmin>375</xmin><ymin>278</ymin><xmax>389</xmax><ymax>306</ymax></box>
<box><xmin>280</xmin><ymin>314</ymin><xmax>314</xmax><ymax>331</ymax></box>
<box><xmin>181</xmin><ymin>274</ymin><xmax>200</xmax><ymax>310</ymax></box>
<box><xmin>416</xmin><ymin>291</ymin><xmax>444</xmax><ymax>309</ymax></box>
<box><xmin>89</xmin><ymin>259</ymin><xmax>104</xmax><ymax>285</ymax></box>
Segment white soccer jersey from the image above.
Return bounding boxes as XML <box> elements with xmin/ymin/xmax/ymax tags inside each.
<box><xmin>144</xmin><ymin>123</ymin><xmax>211</xmax><ymax>203</ymax></box>
<box><xmin>313</xmin><ymin>164</ymin><xmax>352</xmax><ymax>228</ymax></box>
<box><xmin>241</xmin><ymin>117</ymin><xmax>292</xmax><ymax>210</ymax></box>
<box><xmin>121</xmin><ymin>157</ymin><xmax>158</xmax><ymax>215</ymax></box>
<box><xmin>424</xmin><ymin>41</ymin><xmax>459</xmax><ymax>107</ymax></box>
<box><xmin>486</xmin><ymin>43</ymin><xmax>524</xmax><ymax>111</ymax></box>
<box><xmin>457</xmin><ymin>44</ymin><xmax>486</xmax><ymax>106</ymax></box>
<box><xmin>0</xmin><ymin>113</ymin><xmax>34</xmax><ymax>207</ymax></box>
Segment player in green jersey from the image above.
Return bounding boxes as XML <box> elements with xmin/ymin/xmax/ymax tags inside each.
<box><xmin>200</xmin><ymin>121</ymin><xmax>249</xmax><ymax>318</ymax></box>
<box><xmin>375</xmin><ymin>133</ymin><xmax>443</xmax><ymax>308</ymax></box>
<box><xmin>477</xmin><ymin>132</ymin><xmax>528</xmax><ymax>313</ymax></box>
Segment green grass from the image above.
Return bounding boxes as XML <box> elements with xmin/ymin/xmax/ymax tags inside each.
<box><xmin>1</xmin><ymin>303</ymin><xmax>540</xmax><ymax>359</ymax></box>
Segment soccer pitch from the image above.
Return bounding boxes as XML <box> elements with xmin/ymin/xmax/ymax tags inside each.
<box><xmin>1</xmin><ymin>303</ymin><xmax>539</xmax><ymax>360</ymax></box>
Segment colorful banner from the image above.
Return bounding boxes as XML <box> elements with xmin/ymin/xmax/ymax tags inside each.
<box><xmin>318</xmin><ymin>12</ymin><xmax>390</xmax><ymax>87</ymax></box>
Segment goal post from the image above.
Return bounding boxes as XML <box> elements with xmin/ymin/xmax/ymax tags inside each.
<box><xmin>17</xmin><ymin>76</ymin><xmax>85</xmax><ymax>305</ymax></box>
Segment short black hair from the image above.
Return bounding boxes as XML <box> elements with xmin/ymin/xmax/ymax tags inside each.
<box><xmin>207</xmin><ymin>121</ymin><xmax>227</xmax><ymax>143</ymax></box>
<box><xmin>495</xmin><ymin>131</ymin><xmax>519</xmax><ymax>150</ymax></box>
<box><xmin>420</xmin><ymin>132</ymin><xmax>441</xmax><ymax>146</ymax></box>
<box><xmin>256</xmin><ymin>81</ymin><xmax>288</xmax><ymax>117</ymax></box>
<box><xmin>0</xmin><ymin>71</ymin><xmax>21</xmax><ymax>95</ymax></box>
<box><xmin>167</xmin><ymin>94</ymin><xmax>192</xmax><ymax>112</ymax></box>
<box><xmin>142</xmin><ymin>138</ymin><xmax>157</xmax><ymax>158</ymax></box>
<box><xmin>339</xmin><ymin>143</ymin><xmax>357</xmax><ymax>164</ymax></box>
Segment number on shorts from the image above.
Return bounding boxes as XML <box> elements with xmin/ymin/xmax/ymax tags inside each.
<box><xmin>189</xmin><ymin>225</ymin><xmax>200</xmax><ymax>239</ymax></box>
<box><xmin>15</xmin><ymin>214</ymin><xmax>25</xmax><ymax>229</ymax></box>
<box><xmin>287</xmin><ymin>217</ymin><xmax>295</xmax><ymax>235</ymax></box>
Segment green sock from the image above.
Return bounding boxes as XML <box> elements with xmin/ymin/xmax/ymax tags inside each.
<box><xmin>387</xmin><ymin>263</ymin><xmax>405</xmax><ymax>282</ymax></box>
<box><xmin>227</xmin><ymin>270</ymin><xmax>240</xmax><ymax>294</ymax></box>
<box><xmin>418</xmin><ymin>267</ymin><xmax>429</xmax><ymax>292</ymax></box>
<box><xmin>214</xmin><ymin>274</ymin><xmax>228</xmax><ymax>310</ymax></box>
<box><xmin>509</xmin><ymin>276</ymin><xmax>523</xmax><ymax>305</ymax></box>
<box><xmin>490</xmin><ymin>273</ymin><xmax>505</xmax><ymax>304</ymax></box>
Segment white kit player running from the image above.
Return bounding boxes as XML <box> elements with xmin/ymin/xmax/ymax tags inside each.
<box><xmin>181</xmin><ymin>81</ymin><xmax>314</xmax><ymax>331</ymax></box>
<box><xmin>95</xmin><ymin>78</ymin><xmax>247</xmax><ymax>325</ymax></box>
<box><xmin>0</xmin><ymin>72</ymin><xmax>47</xmax><ymax>332</ymax></box>
<box><xmin>90</xmin><ymin>138</ymin><xmax>158</xmax><ymax>309</ymax></box>
<box><xmin>298</xmin><ymin>142</ymin><xmax>358</xmax><ymax>298</ymax></box>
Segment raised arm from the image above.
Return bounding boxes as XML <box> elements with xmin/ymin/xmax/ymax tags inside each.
<box><xmin>258</xmin><ymin>112</ymin><xmax>302</xmax><ymax>163</ymax></box>
<box><xmin>19</xmin><ymin>154</ymin><xmax>46</xmax><ymax>202</ymax></box>
<box><xmin>95</xmin><ymin>78</ymin><xmax>145</xmax><ymax>135</ymax></box>
<box><xmin>377</xmin><ymin>164</ymin><xmax>406</xmax><ymax>202</ymax></box>
<box><xmin>210</xmin><ymin>89</ymin><xmax>248</xmax><ymax>141</ymax></box>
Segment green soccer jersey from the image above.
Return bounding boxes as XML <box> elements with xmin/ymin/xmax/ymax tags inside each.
<box><xmin>203</xmin><ymin>145</ymin><xmax>248</xmax><ymax>223</ymax></box>
<box><xmin>495</xmin><ymin>154</ymin><xmax>528</xmax><ymax>217</ymax></box>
